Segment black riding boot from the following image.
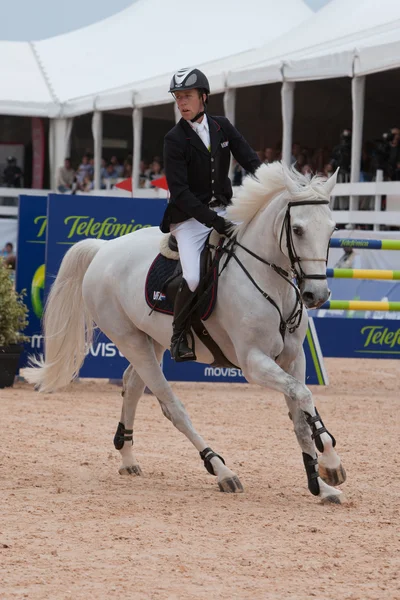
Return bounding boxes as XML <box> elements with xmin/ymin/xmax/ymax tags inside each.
<box><xmin>170</xmin><ymin>279</ymin><xmax>197</xmax><ymax>362</ymax></box>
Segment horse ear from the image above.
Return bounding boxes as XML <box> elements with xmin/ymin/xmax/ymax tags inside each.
<box><xmin>324</xmin><ymin>167</ymin><xmax>339</xmax><ymax>197</ymax></box>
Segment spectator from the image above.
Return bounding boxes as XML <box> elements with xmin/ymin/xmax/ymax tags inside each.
<box><xmin>100</xmin><ymin>158</ymin><xmax>108</xmax><ymax>184</ymax></box>
<box><xmin>80</xmin><ymin>174</ymin><xmax>94</xmax><ymax>193</ymax></box>
<box><xmin>323</xmin><ymin>163</ymin><xmax>334</xmax><ymax>178</ymax></box>
<box><xmin>147</xmin><ymin>159</ymin><xmax>163</xmax><ymax>184</ymax></box>
<box><xmin>291</xmin><ymin>143</ymin><xmax>301</xmax><ymax>164</ymax></box>
<box><xmin>56</xmin><ymin>158</ymin><xmax>75</xmax><ymax>193</ymax></box>
<box><xmin>1</xmin><ymin>242</ymin><xmax>14</xmax><ymax>259</ymax></box>
<box><xmin>139</xmin><ymin>160</ymin><xmax>149</xmax><ymax>188</ymax></box>
<box><xmin>110</xmin><ymin>156</ymin><xmax>124</xmax><ymax>177</ymax></box>
<box><xmin>103</xmin><ymin>163</ymin><xmax>119</xmax><ymax>188</ymax></box>
<box><xmin>2</xmin><ymin>156</ymin><xmax>23</xmax><ymax>188</ymax></box>
<box><xmin>123</xmin><ymin>162</ymin><xmax>132</xmax><ymax>178</ymax></box>
<box><xmin>264</xmin><ymin>147</ymin><xmax>275</xmax><ymax>164</ymax></box>
<box><xmin>76</xmin><ymin>154</ymin><xmax>93</xmax><ymax>185</ymax></box>
<box><xmin>334</xmin><ymin>247</ymin><xmax>361</xmax><ymax>269</ymax></box>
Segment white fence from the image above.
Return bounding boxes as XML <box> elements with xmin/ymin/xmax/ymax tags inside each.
<box><xmin>1</xmin><ymin>181</ymin><xmax>400</xmax><ymax>229</ymax></box>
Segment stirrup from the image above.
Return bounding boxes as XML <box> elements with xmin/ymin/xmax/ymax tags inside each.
<box><xmin>171</xmin><ymin>330</ymin><xmax>197</xmax><ymax>362</ymax></box>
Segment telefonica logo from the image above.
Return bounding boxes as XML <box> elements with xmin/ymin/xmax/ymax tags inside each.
<box><xmin>33</xmin><ymin>215</ymin><xmax>47</xmax><ymax>238</ymax></box>
<box><xmin>359</xmin><ymin>325</ymin><xmax>400</xmax><ymax>352</ymax></box>
<box><xmin>340</xmin><ymin>239</ymin><xmax>369</xmax><ymax>247</ymax></box>
<box><xmin>64</xmin><ymin>216</ymin><xmax>152</xmax><ymax>239</ymax></box>
<box><xmin>204</xmin><ymin>367</ymin><xmax>244</xmax><ymax>377</ymax></box>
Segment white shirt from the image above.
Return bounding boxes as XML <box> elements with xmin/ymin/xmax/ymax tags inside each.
<box><xmin>189</xmin><ymin>114</ymin><xmax>211</xmax><ymax>152</ymax></box>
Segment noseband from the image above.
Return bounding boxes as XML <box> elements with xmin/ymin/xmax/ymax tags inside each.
<box><xmin>215</xmin><ymin>199</ymin><xmax>330</xmax><ymax>338</ymax></box>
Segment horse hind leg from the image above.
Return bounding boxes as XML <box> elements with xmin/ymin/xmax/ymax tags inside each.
<box><xmin>114</xmin><ymin>364</ymin><xmax>146</xmax><ymax>476</ymax></box>
<box><xmin>113</xmin><ymin>333</ymin><xmax>243</xmax><ymax>493</ymax></box>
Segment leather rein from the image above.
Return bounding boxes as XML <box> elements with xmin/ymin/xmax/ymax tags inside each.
<box><xmin>215</xmin><ymin>199</ymin><xmax>330</xmax><ymax>339</ymax></box>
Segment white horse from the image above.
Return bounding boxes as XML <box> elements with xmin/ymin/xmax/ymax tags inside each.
<box><xmin>23</xmin><ymin>162</ymin><xmax>346</xmax><ymax>503</ymax></box>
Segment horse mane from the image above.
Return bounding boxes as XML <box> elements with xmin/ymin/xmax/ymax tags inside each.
<box><xmin>226</xmin><ymin>162</ymin><xmax>330</xmax><ymax>233</ymax></box>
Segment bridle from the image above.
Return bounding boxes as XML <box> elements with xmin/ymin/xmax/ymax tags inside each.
<box><xmin>279</xmin><ymin>199</ymin><xmax>330</xmax><ymax>286</ymax></box>
<box><xmin>216</xmin><ymin>199</ymin><xmax>330</xmax><ymax>339</ymax></box>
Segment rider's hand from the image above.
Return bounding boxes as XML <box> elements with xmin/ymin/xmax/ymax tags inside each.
<box><xmin>213</xmin><ymin>217</ymin><xmax>235</xmax><ymax>238</ymax></box>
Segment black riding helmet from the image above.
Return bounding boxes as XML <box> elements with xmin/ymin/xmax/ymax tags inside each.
<box><xmin>169</xmin><ymin>67</ymin><xmax>210</xmax><ymax>122</ymax></box>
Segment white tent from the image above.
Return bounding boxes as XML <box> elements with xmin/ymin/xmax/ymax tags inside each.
<box><xmin>228</xmin><ymin>0</ymin><xmax>400</xmax><ymax>86</ymax></box>
<box><xmin>0</xmin><ymin>42</ymin><xmax>57</xmax><ymax>116</ymax></box>
<box><xmin>0</xmin><ymin>0</ymin><xmax>312</xmax><ymax>118</ymax></box>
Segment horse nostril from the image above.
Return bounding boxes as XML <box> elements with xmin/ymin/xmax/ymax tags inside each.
<box><xmin>302</xmin><ymin>291</ymin><xmax>315</xmax><ymax>304</ymax></box>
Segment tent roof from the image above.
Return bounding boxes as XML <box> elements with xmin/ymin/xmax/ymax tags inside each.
<box><xmin>228</xmin><ymin>0</ymin><xmax>400</xmax><ymax>86</ymax></box>
<box><xmin>0</xmin><ymin>42</ymin><xmax>56</xmax><ymax>116</ymax></box>
<box><xmin>1</xmin><ymin>0</ymin><xmax>312</xmax><ymax>116</ymax></box>
<box><xmin>3</xmin><ymin>0</ymin><xmax>400</xmax><ymax>118</ymax></box>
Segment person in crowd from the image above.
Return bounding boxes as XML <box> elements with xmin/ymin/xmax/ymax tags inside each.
<box><xmin>100</xmin><ymin>158</ymin><xmax>108</xmax><ymax>188</ymax></box>
<box><xmin>75</xmin><ymin>154</ymin><xmax>93</xmax><ymax>185</ymax></box>
<box><xmin>291</xmin><ymin>143</ymin><xmax>301</xmax><ymax>164</ymax></box>
<box><xmin>103</xmin><ymin>163</ymin><xmax>119</xmax><ymax>188</ymax></box>
<box><xmin>160</xmin><ymin>67</ymin><xmax>261</xmax><ymax>361</ymax></box>
<box><xmin>56</xmin><ymin>158</ymin><xmax>75</xmax><ymax>193</ymax></box>
<box><xmin>387</xmin><ymin>127</ymin><xmax>400</xmax><ymax>179</ymax></box>
<box><xmin>263</xmin><ymin>147</ymin><xmax>275</xmax><ymax>164</ymax></box>
<box><xmin>334</xmin><ymin>246</ymin><xmax>362</xmax><ymax>269</ymax></box>
<box><xmin>2</xmin><ymin>156</ymin><xmax>23</xmax><ymax>188</ymax></box>
<box><xmin>1</xmin><ymin>242</ymin><xmax>15</xmax><ymax>259</ymax></box>
<box><xmin>147</xmin><ymin>159</ymin><xmax>163</xmax><ymax>185</ymax></box>
<box><xmin>110</xmin><ymin>156</ymin><xmax>124</xmax><ymax>178</ymax></box>
<box><xmin>139</xmin><ymin>160</ymin><xmax>149</xmax><ymax>188</ymax></box>
<box><xmin>80</xmin><ymin>174</ymin><xmax>94</xmax><ymax>193</ymax></box>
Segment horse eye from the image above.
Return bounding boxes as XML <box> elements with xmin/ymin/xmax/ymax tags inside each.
<box><xmin>293</xmin><ymin>226</ymin><xmax>303</xmax><ymax>236</ymax></box>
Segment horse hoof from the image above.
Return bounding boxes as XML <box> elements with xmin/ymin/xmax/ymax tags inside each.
<box><xmin>218</xmin><ymin>475</ymin><xmax>244</xmax><ymax>493</ymax></box>
<box><xmin>321</xmin><ymin>492</ymin><xmax>347</xmax><ymax>505</ymax></box>
<box><xmin>119</xmin><ymin>465</ymin><xmax>143</xmax><ymax>476</ymax></box>
<box><xmin>319</xmin><ymin>463</ymin><xmax>346</xmax><ymax>486</ymax></box>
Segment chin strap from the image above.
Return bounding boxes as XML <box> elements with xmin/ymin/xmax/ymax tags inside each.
<box><xmin>190</xmin><ymin>110</ymin><xmax>205</xmax><ymax>123</ymax></box>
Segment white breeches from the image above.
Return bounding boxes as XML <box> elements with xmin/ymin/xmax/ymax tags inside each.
<box><xmin>170</xmin><ymin>207</ymin><xmax>226</xmax><ymax>292</ymax></box>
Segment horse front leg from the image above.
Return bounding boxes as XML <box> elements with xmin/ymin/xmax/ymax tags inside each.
<box><xmin>243</xmin><ymin>348</ymin><xmax>346</xmax><ymax>504</ymax></box>
<box><xmin>282</xmin><ymin>350</ymin><xmax>346</xmax><ymax>499</ymax></box>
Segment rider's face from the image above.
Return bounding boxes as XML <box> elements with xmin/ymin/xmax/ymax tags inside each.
<box><xmin>174</xmin><ymin>89</ymin><xmax>205</xmax><ymax>121</ymax></box>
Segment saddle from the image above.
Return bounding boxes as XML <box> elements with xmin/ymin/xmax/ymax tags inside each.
<box><xmin>145</xmin><ymin>232</ymin><xmax>237</xmax><ymax>367</ymax></box>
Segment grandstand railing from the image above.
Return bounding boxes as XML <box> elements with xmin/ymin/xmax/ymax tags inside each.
<box><xmin>1</xmin><ymin>181</ymin><xmax>400</xmax><ymax>225</ymax></box>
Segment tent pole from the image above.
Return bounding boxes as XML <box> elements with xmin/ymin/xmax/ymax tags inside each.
<box><xmin>92</xmin><ymin>110</ymin><xmax>103</xmax><ymax>191</ymax></box>
<box><xmin>132</xmin><ymin>107</ymin><xmax>143</xmax><ymax>193</ymax></box>
<box><xmin>281</xmin><ymin>81</ymin><xmax>295</xmax><ymax>166</ymax></box>
<box><xmin>350</xmin><ymin>75</ymin><xmax>366</xmax><ymax>210</ymax></box>
<box><xmin>223</xmin><ymin>88</ymin><xmax>236</xmax><ymax>179</ymax></box>
<box><xmin>49</xmin><ymin>117</ymin><xmax>74</xmax><ymax>190</ymax></box>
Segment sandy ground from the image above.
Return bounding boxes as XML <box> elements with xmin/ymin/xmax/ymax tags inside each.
<box><xmin>1</xmin><ymin>358</ymin><xmax>399</xmax><ymax>600</ymax></box>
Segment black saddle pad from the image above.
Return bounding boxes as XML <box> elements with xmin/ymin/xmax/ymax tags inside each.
<box><xmin>145</xmin><ymin>253</ymin><xmax>218</xmax><ymax>321</ymax></box>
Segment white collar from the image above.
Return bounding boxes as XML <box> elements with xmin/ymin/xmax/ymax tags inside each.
<box><xmin>189</xmin><ymin>114</ymin><xmax>208</xmax><ymax>132</ymax></box>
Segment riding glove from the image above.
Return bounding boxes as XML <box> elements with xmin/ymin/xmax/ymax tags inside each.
<box><xmin>212</xmin><ymin>216</ymin><xmax>235</xmax><ymax>238</ymax></box>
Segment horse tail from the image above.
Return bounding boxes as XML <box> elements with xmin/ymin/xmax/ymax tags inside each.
<box><xmin>22</xmin><ymin>239</ymin><xmax>106</xmax><ymax>393</ymax></box>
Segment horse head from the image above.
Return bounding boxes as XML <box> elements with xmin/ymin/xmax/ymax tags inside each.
<box><xmin>227</xmin><ymin>162</ymin><xmax>338</xmax><ymax>310</ymax></box>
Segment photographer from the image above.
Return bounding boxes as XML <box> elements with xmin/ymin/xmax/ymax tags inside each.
<box><xmin>373</xmin><ymin>127</ymin><xmax>400</xmax><ymax>179</ymax></box>
<box><xmin>330</xmin><ymin>129</ymin><xmax>351</xmax><ymax>209</ymax></box>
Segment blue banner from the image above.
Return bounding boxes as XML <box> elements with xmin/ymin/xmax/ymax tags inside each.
<box><xmin>45</xmin><ymin>194</ymin><xmax>167</xmax><ymax>378</ymax></box>
<box><xmin>314</xmin><ymin>317</ymin><xmax>400</xmax><ymax>359</ymax></box>
<box><xmin>163</xmin><ymin>316</ymin><xmax>327</xmax><ymax>386</ymax></box>
<box><xmin>16</xmin><ymin>195</ymin><xmax>47</xmax><ymax>366</ymax></box>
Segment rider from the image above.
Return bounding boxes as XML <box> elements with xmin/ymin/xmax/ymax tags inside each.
<box><xmin>160</xmin><ymin>67</ymin><xmax>261</xmax><ymax>362</ymax></box>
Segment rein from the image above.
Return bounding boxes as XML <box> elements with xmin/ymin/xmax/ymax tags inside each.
<box><xmin>214</xmin><ymin>199</ymin><xmax>330</xmax><ymax>339</ymax></box>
